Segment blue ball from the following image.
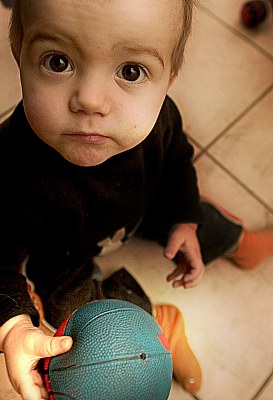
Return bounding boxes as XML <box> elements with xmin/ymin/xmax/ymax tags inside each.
<box><xmin>44</xmin><ymin>299</ymin><xmax>172</xmax><ymax>399</ymax></box>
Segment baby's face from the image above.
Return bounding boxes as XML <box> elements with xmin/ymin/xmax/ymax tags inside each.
<box><xmin>19</xmin><ymin>0</ymin><xmax>180</xmax><ymax>166</ymax></box>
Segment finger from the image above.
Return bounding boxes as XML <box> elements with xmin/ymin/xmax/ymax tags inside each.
<box><xmin>168</xmin><ymin>268</ymin><xmax>189</xmax><ymax>288</ymax></box>
<box><xmin>183</xmin><ymin>275</ymin><xmax>202</xmax><ymax>289</ymax></box>
<box><xmin>171</xmin><ymin>274</ymin><xmax>198</xmax><ymax>289</ymax></box>
<box><xmin>172</xmin><ymin>279</ymin><xmax>187</xmax><ymax>288</ymax></box>
<box><xmin>183</xmin><ymin>266</ymin><xmax>205</xmax><ymax>289</ymax></box>
<box><xmin>41</xmin><ymin>384</ymin><xmax>49</xmax><ymax>400</ymax></box>
<box><xmin>166</xmin><ymin>249</ymin><xmax>192</xmax><ymax>280</ymax></box>
<box><xmin>166</xmin><ymin>266</ymin><xmax>185</xmax><ymax>282</ymax></box>
<box><xmin>13</xmin><ymin>372</ymin><xmax>44</xmax><ymax>400</ymax></box>
<box><xmin>30</xmin><ymin>334</ymin><xmax>73</xmax><ymax>358</ymax></box>
<box><xmin>31</xmin><ymin>370</ymin><xmax>49</xmax><ymax>400</ymax></box>
<box><xmin>170</xmin><ymin>254</ymin><xmax>205</xmax><ymax>288</ymax></box>
<box><xmin>182</xmin><ymin>263</ymin><xmax>203</xmax><ymax>283</ymax></box>
<box><xmin>164</xmin><ymin>233</ymin><xmax>184</xmax><ymax>260</ymax></box>
<box><xmin>32</xmin><ymin>369</ymin><xmax>43</xmax><ymax>386</ymax></box>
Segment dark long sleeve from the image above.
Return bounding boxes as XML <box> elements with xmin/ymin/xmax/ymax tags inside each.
<box><xmin>0</xmin><ymin>96</ymin><xmax>202</xmax><ymax>325</ymax></box>
<box><xmin>141</xmin><ymin>96</ymin><xmax>203</xmax><ymax>231</ymax></box>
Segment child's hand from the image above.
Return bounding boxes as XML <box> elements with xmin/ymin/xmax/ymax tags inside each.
<box><xmin>164</xmin><ymin>223</ymin><xmax>205</xmax><ymax>288</ymax></box>
<box><xmin>1</xmin><ymin>314</ymin><xmax>72</xmax><ymax>400</ymax></box>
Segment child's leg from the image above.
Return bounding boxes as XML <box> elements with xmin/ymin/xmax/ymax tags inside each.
<box><xmin>198</xmin><ymin>199</ymin><xmax>273</xmax><ymax>269</ymax></box>
<box><xmin>227</xmin><ymin>228</ymin><xmax>273</xmax><ymax>269</ymax></box>
<box><xmin>155</xmin><ymin>304</ymin><xmax>202</xmax><ymax>394</ymax></box>
<box><xmin>140</xmin><ymin>197</ymin><xmax>273</xmax><ymax>269</ymax></box>
<box><xmin>25</xmin><ymin>255</ymin><xmax>106</xmax><ymax>328</ymax></box>
<box><xmin>197</xmin><ymin>199</ymin><xmax>243</xmax><ymax>264</ymax></box>
<box><xmin>24</xmin><ymin>259</ymin><xmax>153</xmax><ymax>329</ymax></box>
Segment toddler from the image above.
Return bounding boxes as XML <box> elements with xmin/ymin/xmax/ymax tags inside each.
<box><xmin>1</xmin><ymin>1</ymin><xmax>272</xmax><ymax>399</ymax></box>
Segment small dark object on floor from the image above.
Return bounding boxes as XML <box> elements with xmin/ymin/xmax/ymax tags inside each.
<box><xmin>241</xmin><ymin>0</ymin><xmax>272</xmax><ymax>28</ymax></box>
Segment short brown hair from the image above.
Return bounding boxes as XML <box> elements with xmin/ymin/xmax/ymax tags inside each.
<box><xmin>171</xmin><ymin>0</ymin><xmax>194</xmax><ymax>75</ymax></box>
<box><xmin>9</xmin><ymin>0</ymin><xmax>194</xmax><ymax>75</ymax></box>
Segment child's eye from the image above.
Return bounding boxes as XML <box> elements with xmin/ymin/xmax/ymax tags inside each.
<box><xmin>42</xmin><ymin>54</ymin><xmax>73</xmax><ymax>73</ymax></box>
<box><xmin>116</xmin><ymin>64</ymin><xmax>146</xmax><ymax>83</ymax></box>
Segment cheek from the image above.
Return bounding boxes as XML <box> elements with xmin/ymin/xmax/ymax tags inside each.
<box><xmin>120</xmin><ymin>112</ymin><xmax>154</xmax><ymax>149</ymax></box>
<box><xmin>22</xmin><ymin>82</ymin><xmax>63</xmax><ymax>139</ymax></box>
<box><xmin>122</xmin><ymin>94</ymin><xmax>165</xmax><ymax>144</ymax></box>
<box><xmin>23</xmin><ymin>96</ymin><xmax>54</xmax><ymax>136</ymax></box>
<box><xmin>21</xmin><ymin>71</ymin><xmax>64</xmax><ymax>132</ymax></box>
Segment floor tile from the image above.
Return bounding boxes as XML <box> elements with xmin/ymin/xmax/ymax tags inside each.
<box><xmin>168</xmin><ymin>380</ymin><xmax>196</xmax><ymax>400</ymax></box>
<box><xmin>209</xmin><ymin>89</ymin><xmax>273</xmax><ymax>211</ymax></box>
<box><xmin>195</xmin><ymin>153</ymin><xmax>273</xmax><ymax>229</ymax></box>
<box><xmin>191</xmin><ymin>258</ymin><xmax>273</xmax><ymax>400</ymax></box>
<box><xmin>168</xmin><ymin>8</ymin><xmax>273</xmax><ymax>147</ymax></box>
<box><xmin>256</xmin><ymin>375</ymin><xmax>273</xmax><ymax>400</ymax></box>
<box><xmin>203</xmin><ymin>0</ymin><xmax>273</xmax><ymax>57</ymax></box>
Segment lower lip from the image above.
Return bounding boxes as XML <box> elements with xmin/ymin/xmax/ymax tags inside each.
<box><xmin>69</xmin><ymin>133</ymin><xmax>110</xmax><ymax>144</ymax></box>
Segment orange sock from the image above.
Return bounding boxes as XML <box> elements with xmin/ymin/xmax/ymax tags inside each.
<box><xmin>155</xmin><ymin>304</ymin><xmax>202</xmax><ymax>394</ymax></box>
<box><xmin>228</xmin><ymin>228</ymin><xmax>273</xmax><ymax>269</ymax></box>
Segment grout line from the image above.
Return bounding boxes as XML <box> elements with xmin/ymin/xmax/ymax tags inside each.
<box><xmin>191</xmin><ymin>394</ymin><xmax>202</xmax><ymax>400</ymax></box>
<box><xmin>189</xmin><ymin>393</ymin><xmax>201</xmax><ymax>400</ymax></box>
<box><xmin>200</xmin><ymin>82</ymin><xmax>273</xmax><ymax>153</ymax></box>
<box><xmin>192</xmin><ymin>146</ymin><xmax>206</xmax><ymax>162</ymax></box>
<box><xmin>191</xmin><ymin>83</ymin><xmax>273</xmax><ymax>214</ymax></box>
<box><xmin>190</xmin><ymin>138</ymin><xmax>203</xmax><ymax>159</ymax></box>
<box><xmin>200</xmin><ymin>5</ymin><xmax>273</xmax><ymax>62</ymax></box>
<box><xmin>194</xmin><ymin>150</ymin><xmax>273</xmax><ymax>215</ymax></box>
<box><xmin>251</xmin><ymin>369</ymin><xmax>273</xmax><ymax>400</ymax></box>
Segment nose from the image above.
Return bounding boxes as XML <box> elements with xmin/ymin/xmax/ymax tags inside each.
<box><xmin>69</xmin><ymin>73</ymin><xmax>111</xmax><ymax>117</ymax></box>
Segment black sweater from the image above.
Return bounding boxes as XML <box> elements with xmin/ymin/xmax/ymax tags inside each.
<box><xmin>0</xmin><ymin>96</ymin><xmax>202</xmax><ymax>326</ymax></box>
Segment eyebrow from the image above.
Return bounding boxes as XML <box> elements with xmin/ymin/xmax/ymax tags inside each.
<box><xmin>116</xmin><ymin>45</ymin><xmax>165</xmax><ymax>68</ymax></box>
<box><xmin>29</xmin><ymin>32</ymin><xmax>70</xmax><ymax>47</ymax></box>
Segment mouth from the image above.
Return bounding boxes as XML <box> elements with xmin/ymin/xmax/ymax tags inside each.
<box><xmin>67</xmin><ymin>132</ymin><xmax>110</xmax><ymax>144</ymax></box>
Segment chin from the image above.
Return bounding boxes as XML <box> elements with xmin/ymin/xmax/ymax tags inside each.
<box><xmin>63</xmin><ymin>153</ymin><xmax>111</xmax><ymax>167</ymax></box>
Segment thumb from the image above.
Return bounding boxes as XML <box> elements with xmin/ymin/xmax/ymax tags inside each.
<box><xmin>32</xmin><ymin>334</ymin><xmax>73</xmax><ymax>358</ymax></box>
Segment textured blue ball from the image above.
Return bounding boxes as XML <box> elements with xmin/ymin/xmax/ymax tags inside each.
<box><xmin>44</xmin><ymin>299</ymin><xmax>172</xmax><ymax>400</ymax></box>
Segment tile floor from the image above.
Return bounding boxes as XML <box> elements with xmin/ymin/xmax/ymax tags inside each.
<box><xmin>0</xmin><ymin>1</ymin><xmax>273</xmax><ymax>400</ymax></box>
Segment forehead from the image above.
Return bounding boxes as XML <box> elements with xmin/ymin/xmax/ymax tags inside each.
<box><xmin>21</xmin><ymin>0</ymin><xmax>182</xmax><ymax>52</ymax></box>
<box><xmin>21</xmin><ymin>0</ymin><xmax>182</xmax><ymax>20</ymax></box>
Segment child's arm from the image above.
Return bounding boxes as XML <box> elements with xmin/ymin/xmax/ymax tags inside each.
<box><xmin>0</xmin><ymin>314</ymin><xmax>72</xmax><ymax>400</ymax></box>
<box><xmin>164</xmin><ymin>223</ymin><xmax>205</xmax><ymax>289</ymax></box>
